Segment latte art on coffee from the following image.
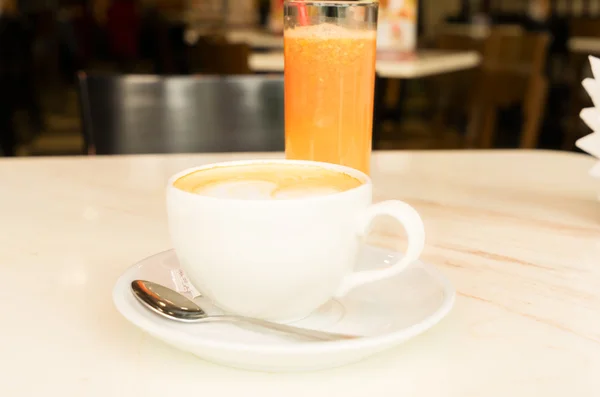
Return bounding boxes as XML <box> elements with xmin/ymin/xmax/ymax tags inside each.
<box><xmin>173</xmin><ymin>163</ymin><xmax>363</xmax><ymax>200</ymax></box>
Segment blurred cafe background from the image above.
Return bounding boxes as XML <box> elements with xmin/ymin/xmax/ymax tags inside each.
<box><xmin>0</xmin><ymin>0</ymin><xmax>599</xmax><ymax>156</ymax></box>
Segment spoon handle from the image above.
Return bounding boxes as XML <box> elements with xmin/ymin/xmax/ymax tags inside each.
<box><xmin>203</xmin><ymin>315</ymin><xmax>359</xmax><ymax>341</ymax></box>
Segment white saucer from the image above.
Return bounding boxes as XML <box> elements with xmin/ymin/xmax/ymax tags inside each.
<box><xmin>113</xmin><ymin>246</ymin><xmax>455</xmax><ymax>372</ymax></box>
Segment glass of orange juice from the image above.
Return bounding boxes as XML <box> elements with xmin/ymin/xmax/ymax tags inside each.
<box><xmin>284</xmin><ymin>0</ymin><xmax>378</xmax><ymax>175</ymax></box>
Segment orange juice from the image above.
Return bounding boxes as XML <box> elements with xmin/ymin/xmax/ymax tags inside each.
<box><xmin>284</xmin><ymin>24</ymin><xmax>377</xmax><ymax>174</ymax></box>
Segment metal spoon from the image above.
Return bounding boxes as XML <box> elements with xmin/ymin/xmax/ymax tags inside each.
<box><xmin>131</xmin><ymin>280</ymin><xmax>359</xmax><ymax>342</ymax></box>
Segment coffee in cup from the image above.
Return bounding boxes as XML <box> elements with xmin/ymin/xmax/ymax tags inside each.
<box><xmin>167</xmin><ymin>160</ymin><xmax>425</xmax><ymax>321</ymax></box>
<box><xmin>173</xmin><ymin>162</ymin><xmax>363</xmax><ymax>199</ymax></box>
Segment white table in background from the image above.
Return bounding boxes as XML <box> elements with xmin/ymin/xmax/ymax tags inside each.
<box><xmin>227</xmin><ymin>28</ymin><xmax>284</xmax><ymax>49</ymax></box>
<box><xmin>249</xmin><ymin>50</ymin><xmax>482</xmax><ymax>78</ymax></box>
<box><xmin>569</xmin><ymin>36</ymin><xmax>600</xmax><ymax>54</ymax></box>
<box><xmin>2</xmin><ymin>150</ymin><xmax>600</xmax><ymax>396</ymax></box>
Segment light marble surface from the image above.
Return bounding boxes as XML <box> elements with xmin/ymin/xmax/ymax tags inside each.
<box><xmin>249</xmin><ymin>50</ymin><xmax>482</xmax><ymax>78</ymax></box>
<box><xmin>2</xmin><ymin>150</ymin><xmax>600</xmax><ymax>396</ymax></box>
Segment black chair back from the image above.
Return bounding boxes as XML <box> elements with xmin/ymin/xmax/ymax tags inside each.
<box><xmin>78</xmin><ymin>73</ymin><xmax>284</xmax><ymax>154</ymax></box>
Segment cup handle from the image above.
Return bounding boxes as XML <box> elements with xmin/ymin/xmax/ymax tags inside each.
<box><xmin>335</xmin><ymin>201</ymin><xmax>425</xmax><ymax>297</ymax></box>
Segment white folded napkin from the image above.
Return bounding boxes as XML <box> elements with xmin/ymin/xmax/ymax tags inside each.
<box><xmin>577</xmin><ymin>131</ymin><xmax>600</xmax><ymax>158</ymax></box>
<box><xmin>576</xmin><ymin>56</ymin><xmax>600</xmax><ymax>181</ymax></box>
<box><xmin>580</xmin><ymin>107</ymin><xmax>600</xmax><ymax>131</ymax></box>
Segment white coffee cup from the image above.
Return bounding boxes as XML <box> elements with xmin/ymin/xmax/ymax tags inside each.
<box><xmin>167</xmin><ymin>159</ymin><xmax>425</xmax><ymax>321</ymax></box>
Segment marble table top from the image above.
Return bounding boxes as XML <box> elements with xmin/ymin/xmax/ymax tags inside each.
<box><xmin>1</xmin><ymin>150</ymin><xmax>599</xmax><ymax>396</ymax></box>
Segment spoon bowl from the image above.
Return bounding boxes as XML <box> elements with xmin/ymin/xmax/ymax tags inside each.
<box><xmin>132</xmin><ymin>280</ymin><xmax>207</xmax><ymax>322</ymax></box>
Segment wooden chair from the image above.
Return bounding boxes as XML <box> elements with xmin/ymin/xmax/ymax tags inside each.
<box><xmin>188</xmin><ymin>37</ymin><xmax>252</xmax><ymax>75</ymax></box>
<box><xmin>429</xmin><ymin>25</ymin><xmax>525</xmax><ymax>148</ymax></box>
<box><xmin>77</xmin><ymin>73</ymin><xmax>284</xmax><ymax>155</ymax></box>
<box><xmin>436</xmin><ymin>22</ymin><xmax>522</xmax><ymax>42</ymax></box>
<box><xmin>568</xmin><ymin>17</ymin><xmax>600</xmax><ymax>38</ymax></box>
<box><xmin>467</xmin><ymin>29</ymin><xmax>550</xmax><ymax>148</ymax></box>
<box><xmin>425</xmin><ymin>33</ymin><xmax>482</xmax><ymax>146</ymax></box>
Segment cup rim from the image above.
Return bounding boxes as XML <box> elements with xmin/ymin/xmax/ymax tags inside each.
<box><xmin>167</xmin><ymin>159</ymin><xmax>372</xmax><ymax>203</ymax></box>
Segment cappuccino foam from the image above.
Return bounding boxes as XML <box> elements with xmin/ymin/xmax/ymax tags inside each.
<box><xmin>173</xmin><ymin>163</ymin><xmax>363</xmax><ymax>200</ymax></box>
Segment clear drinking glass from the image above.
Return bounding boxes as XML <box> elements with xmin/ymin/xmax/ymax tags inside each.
<box><xmin>284</xmin><ymin>0</ymin><xmax>378</xmax><ymax>175</ymax></box>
